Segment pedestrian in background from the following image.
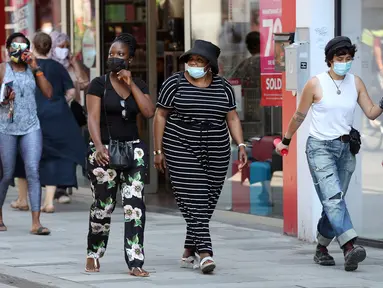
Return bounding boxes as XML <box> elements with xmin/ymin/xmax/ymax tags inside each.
<box><xmin>50</xmin><ymin>31</ymin><xmax>89</xmax><ymax>203</ymax></box>
<box><xmin>85</xmin><ymin>33</ymin><xmax>155</xmax><ymax>277</ymax></box>
<box><xmin>276</xmin><ymin>36</ymin><xmax>383</xmax><ymax>271</ymax></box>
<box><xmin>10</xmin><ymin>32</ymin><xmax>87</xmax><ymax>213</ymax></box>
<box><xmin>153</xmin><ymin>40</ymin><xmax>248</xmax><ymax>274</ymax></box>
<box><xmin>0</xmin><ymin>32</ymin><xmax>52</xmax><ymax>234</ymax></box>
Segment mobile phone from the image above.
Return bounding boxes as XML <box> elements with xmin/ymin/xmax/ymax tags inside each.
<box><xmin>0</xmin><ymin>81</ymin><xmax>14</xmax><ymax>103</ymax></box>
<box><xmin>21</xmin><ymin>51</ymin><xmax>32</xmax><ymax>63</ymax></box>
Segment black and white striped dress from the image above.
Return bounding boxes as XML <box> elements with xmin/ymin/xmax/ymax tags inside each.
<box><xmin>157</xmin><ymin>72</ymin><xmax>236</xmax><ymax>255</ymax></box>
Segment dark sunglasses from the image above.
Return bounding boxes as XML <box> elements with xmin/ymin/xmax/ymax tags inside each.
<box><xmin>120</xmin><ymin>99</ymin><xmax>129</xmax><ymax>120</ymax></box>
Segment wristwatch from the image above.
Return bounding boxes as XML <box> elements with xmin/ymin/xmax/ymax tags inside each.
<box><xmin>153</xmin><ymin>150</ymin><xmax>162</xmax><ymax>156</ymax></box>
<box><xmin>32</xmin><ymin>66</ymin><xmax>42</xmax><ymax>76</ymax></box>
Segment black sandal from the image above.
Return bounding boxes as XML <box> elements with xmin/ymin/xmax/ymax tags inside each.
<box><xmin>30</xmin><ymin>226</ymin><xmax>50</xmax><ymax>235</ymax></box>
<box><xmin>0</xmin><ymin>223</ymin><xmax>7</xmax><ymax>232</ymax></box>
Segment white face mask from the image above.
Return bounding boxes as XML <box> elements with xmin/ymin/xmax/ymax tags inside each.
<box><xmin>54</xmin><ymin>47</ymin><xmax>69</xmax><ymax>60</ymax></box>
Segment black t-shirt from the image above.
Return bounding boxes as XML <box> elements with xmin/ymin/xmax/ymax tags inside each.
<box><xmin>87</xmin><ymin>74</ymin><xmax>149</xmax><ymax>144</ymax></box>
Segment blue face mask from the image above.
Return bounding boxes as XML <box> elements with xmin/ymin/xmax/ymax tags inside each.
<box><xmin>187</xmin><ymin>66</ymin><xmax>207</xmax><ymax>79</ymax></box>
<box><xmin>333</xmin><ymin>61</ymin><xmax>352</xmax><ymax>76</ymax></box>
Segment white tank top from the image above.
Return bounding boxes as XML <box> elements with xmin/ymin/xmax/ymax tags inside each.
<box><xmin>309</xmin><ymin>72</ymin><xmax>358</xmax><ymax>140</ymax></box>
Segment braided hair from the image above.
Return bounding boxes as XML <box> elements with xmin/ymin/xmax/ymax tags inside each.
<box><xmin>113</xmin><ymin>33</ymin><xmax>137</xmax><ymax>57</ymax></box>
<box><xmin>6</xmin><ymin>32</ymin><xmax>30</xmax><ymax>49</ymax></box>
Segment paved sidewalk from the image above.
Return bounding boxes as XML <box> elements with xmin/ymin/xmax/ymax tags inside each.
<box><xmin>1</xmin><ymin>189</ymin><xmax>383</xmax><ymax>288</ymax></box>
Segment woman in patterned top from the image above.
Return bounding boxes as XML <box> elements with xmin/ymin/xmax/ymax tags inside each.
<box><xmin>0</xmin><ymin>32</ymin><xmax>52</xmax><ymax>234</ymax></box>
<box><xmin>153</xmin><ymin>40</ymin><xmax>248</xmax><ymax>274</ymax></box>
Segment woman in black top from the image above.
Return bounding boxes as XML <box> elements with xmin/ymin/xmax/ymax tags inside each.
<box><xmin>85</xmin><ymin>33</ymin><xmax>155</xmax><ymax>277</ymax></box>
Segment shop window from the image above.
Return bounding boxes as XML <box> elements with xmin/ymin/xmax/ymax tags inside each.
<box><xmin>342</xmin><ymin>0</ymin><xmax>383</xmax><ymax>241</ymax></box>
<box><xmin>35</xmin><ymin>0</ymin><xmax>62</xmax><ymax>33</ymax></box>
<box><xmin>190</xmin><ymin>0</ymin><xmax>284</xmax><ymax>219</ymax></box>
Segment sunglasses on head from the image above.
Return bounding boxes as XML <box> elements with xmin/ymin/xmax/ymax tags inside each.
<box><xmin>11</xmin><ymin>42</ymin><xmax>28</xmax><ymax>51</ymax></box>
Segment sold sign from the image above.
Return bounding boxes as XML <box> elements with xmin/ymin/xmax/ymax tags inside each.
<box><xmin>260</xmin><ymin>0</ymin><xmax>283</xmax><ymax>107</ymax></box>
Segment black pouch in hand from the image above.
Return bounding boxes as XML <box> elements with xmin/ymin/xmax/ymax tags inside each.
<box><xmin>103</xmin><ymin>74</ymin><xmax>135</xmax><ymax>170</ymax></box>
<box><xmin>108</xmin><ymin>139</ymin><xmax>135</xmax><ymax>170</ymax></box>
<box><xmin>349</xmin><ymin>127</ymin><xmax>361</xmax><ymax>155</ymax></box>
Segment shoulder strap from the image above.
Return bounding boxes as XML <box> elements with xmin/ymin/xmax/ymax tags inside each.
<box><xmin>170</xmin><ymin>72</ymin><xmax>183</xmax><ymax>98</ymax></box>
<box><xmin>103</xmin><ymin>74</ymin><xmax>112</xmax><ymax>140</ymax></box>
<box><xmin>219</xmin><ymin>76</ymin><xmax>226</xmax><ymax>91</ymax></box>
<box><xmin>220</xmin><ymin>76</ymin><xmax>225</xmax><ymax>89</ymax></box>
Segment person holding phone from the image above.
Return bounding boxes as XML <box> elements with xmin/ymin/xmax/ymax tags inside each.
<box><xmin>153</xmin><ymin>40</ymin><xmax>247</xmax><ymax>274</ymax></box>
<box><xmin>0</xmin><ymin>32</ymin><xmax>52</xmax><ymax>234</ymax></box>
<box><xmin>10</xmin><ymin>32</ymin><xmax>86</xmax><ymax>213</ymax></box>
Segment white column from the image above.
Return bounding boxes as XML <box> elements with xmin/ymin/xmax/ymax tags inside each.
<box><xmin>295</xmin><ymin>0</ymin><xmax>332</xmax><ymax>243</ymax></box>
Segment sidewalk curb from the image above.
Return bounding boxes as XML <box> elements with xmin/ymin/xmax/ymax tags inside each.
<box><xmin>0</xmin><ymin>265</ymin><xmax>92</xmax><ymax>288</ymax></box>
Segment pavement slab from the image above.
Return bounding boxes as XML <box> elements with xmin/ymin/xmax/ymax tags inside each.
<box><xmin>0</xmin><ymin>188</ymin><xmax>383</xmax><ymax>287</ymax></box>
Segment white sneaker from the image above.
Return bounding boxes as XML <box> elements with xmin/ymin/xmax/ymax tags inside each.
<box><xmin>57</xmin><ymin>195</ymin><xmax>71</xmax><ymax>204</ymax></box>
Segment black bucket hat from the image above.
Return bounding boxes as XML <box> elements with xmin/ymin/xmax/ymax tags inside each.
<box><xmin>180</xmin><ymin>40</ymin><xmax>221</xmax><ymax>74</ymax></box>
<box><xmin>325</xmin><ymin>36</ymin><xmax>353</xmax><ymax>56</ymax></box>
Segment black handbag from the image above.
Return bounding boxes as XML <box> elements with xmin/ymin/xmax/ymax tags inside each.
<box><xmin>349</xmin><ymin>127</ymin><xmax>361</xmax><ymax>155</ymax></box>
<box><xmin>103</xmin><ymin>74</ymin><xmax>135</xmax><ymax>170</ymax></box>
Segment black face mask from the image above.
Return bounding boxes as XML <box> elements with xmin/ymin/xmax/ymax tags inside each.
<box><xmin>107</xmin><ymin>58</ymin><xmax>128</xmax><ymax>73</ymax></box>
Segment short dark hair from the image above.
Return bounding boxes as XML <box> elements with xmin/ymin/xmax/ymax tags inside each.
<box><xmin>6</xmin><ymin>32</ymin><xmax>30</xmax><ymax>49</ymax></box>
<box><xmin>113</xmin><ymin>33</ymin><xmax>137</xmax><ymax>57</ymax></box>
<box><xmin>245</xmin><ymin>31</ymin><xmax>260</xmax><ymax>54</ymax></box>
<box><xmin>325</xmin><ymin>44</ymin><xmax>357</xmax><ymax>67</ymax></box>
<box><xmin>33</xmin><ymin>32</ymin><xmax>52</xmax><ymax>56</ymax></box>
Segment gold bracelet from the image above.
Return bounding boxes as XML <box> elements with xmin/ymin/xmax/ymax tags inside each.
<box><xmin>153</xmin><ymin>150</ymin><xmax>162</xmax><ymax>156</ymax></box>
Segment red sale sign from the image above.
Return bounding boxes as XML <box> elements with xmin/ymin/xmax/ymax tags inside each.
<box><xmin>260</xmin><ymin>0</ymin><xmax>283</xmax><ymax>106</ymax></box>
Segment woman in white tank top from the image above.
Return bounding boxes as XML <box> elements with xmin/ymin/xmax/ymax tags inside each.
<box><xmin>276</xmin><ymin>36</ymin><xmax>383</xmax><ymax>272</ymax></box>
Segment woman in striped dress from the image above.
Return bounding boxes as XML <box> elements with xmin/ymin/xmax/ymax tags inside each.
<box><xmin>153</xmin><ymin>40</ymin><xmax>248</xmax><ymax>274</ymax></box>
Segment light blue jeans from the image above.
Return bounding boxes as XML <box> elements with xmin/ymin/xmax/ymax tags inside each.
<box><xmin>0</xmin><ymin>129</ymin><xmax>42</xmax><ymax>212</ymax></box>
<box><xmin>305</xmin><ymin>136</ymin><xmax>357</xmax><ymax>247</ymax></box>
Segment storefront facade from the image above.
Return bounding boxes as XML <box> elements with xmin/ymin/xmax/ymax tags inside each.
<box><xmin>68</xmin><ymin>0</ymin><xmax>286</xmax><ymax>208</ymax></box>
<box><xmin>3</xmin><ymin>0</ymin><xmax>382</xmax><ymax>244</ymax></box>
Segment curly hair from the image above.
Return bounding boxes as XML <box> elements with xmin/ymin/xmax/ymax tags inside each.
<box><xmin>325</xmin><ymin>44</ymin><xmax>357</xmax><ymax>67</ymax></box>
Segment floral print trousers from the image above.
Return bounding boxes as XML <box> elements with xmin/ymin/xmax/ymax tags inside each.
<box><xmin>86</xmin><ymin>141</ymin><xmax>147</xmax><ymax>269</ymax></box>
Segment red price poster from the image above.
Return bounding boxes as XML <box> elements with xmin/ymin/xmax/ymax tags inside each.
<box><xmin>260</xmin><ymin>0</ymin><xmax>283</xmax><ymax>107</ymax></box>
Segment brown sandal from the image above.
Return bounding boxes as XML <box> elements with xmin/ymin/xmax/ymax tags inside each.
<box><xmin>10</xmin><ymin>200</ymin><xmax>29</xmax><ymax>211</ymax></box>
<box><xmin>129</xmin><ymin>267</ymin><xmax>149</xmax><ymax>277</ymax></box>
<box><xmin>85</xmin><ymin>257</ymin><xmax>100</xmax><ymax>272</ymax></box>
